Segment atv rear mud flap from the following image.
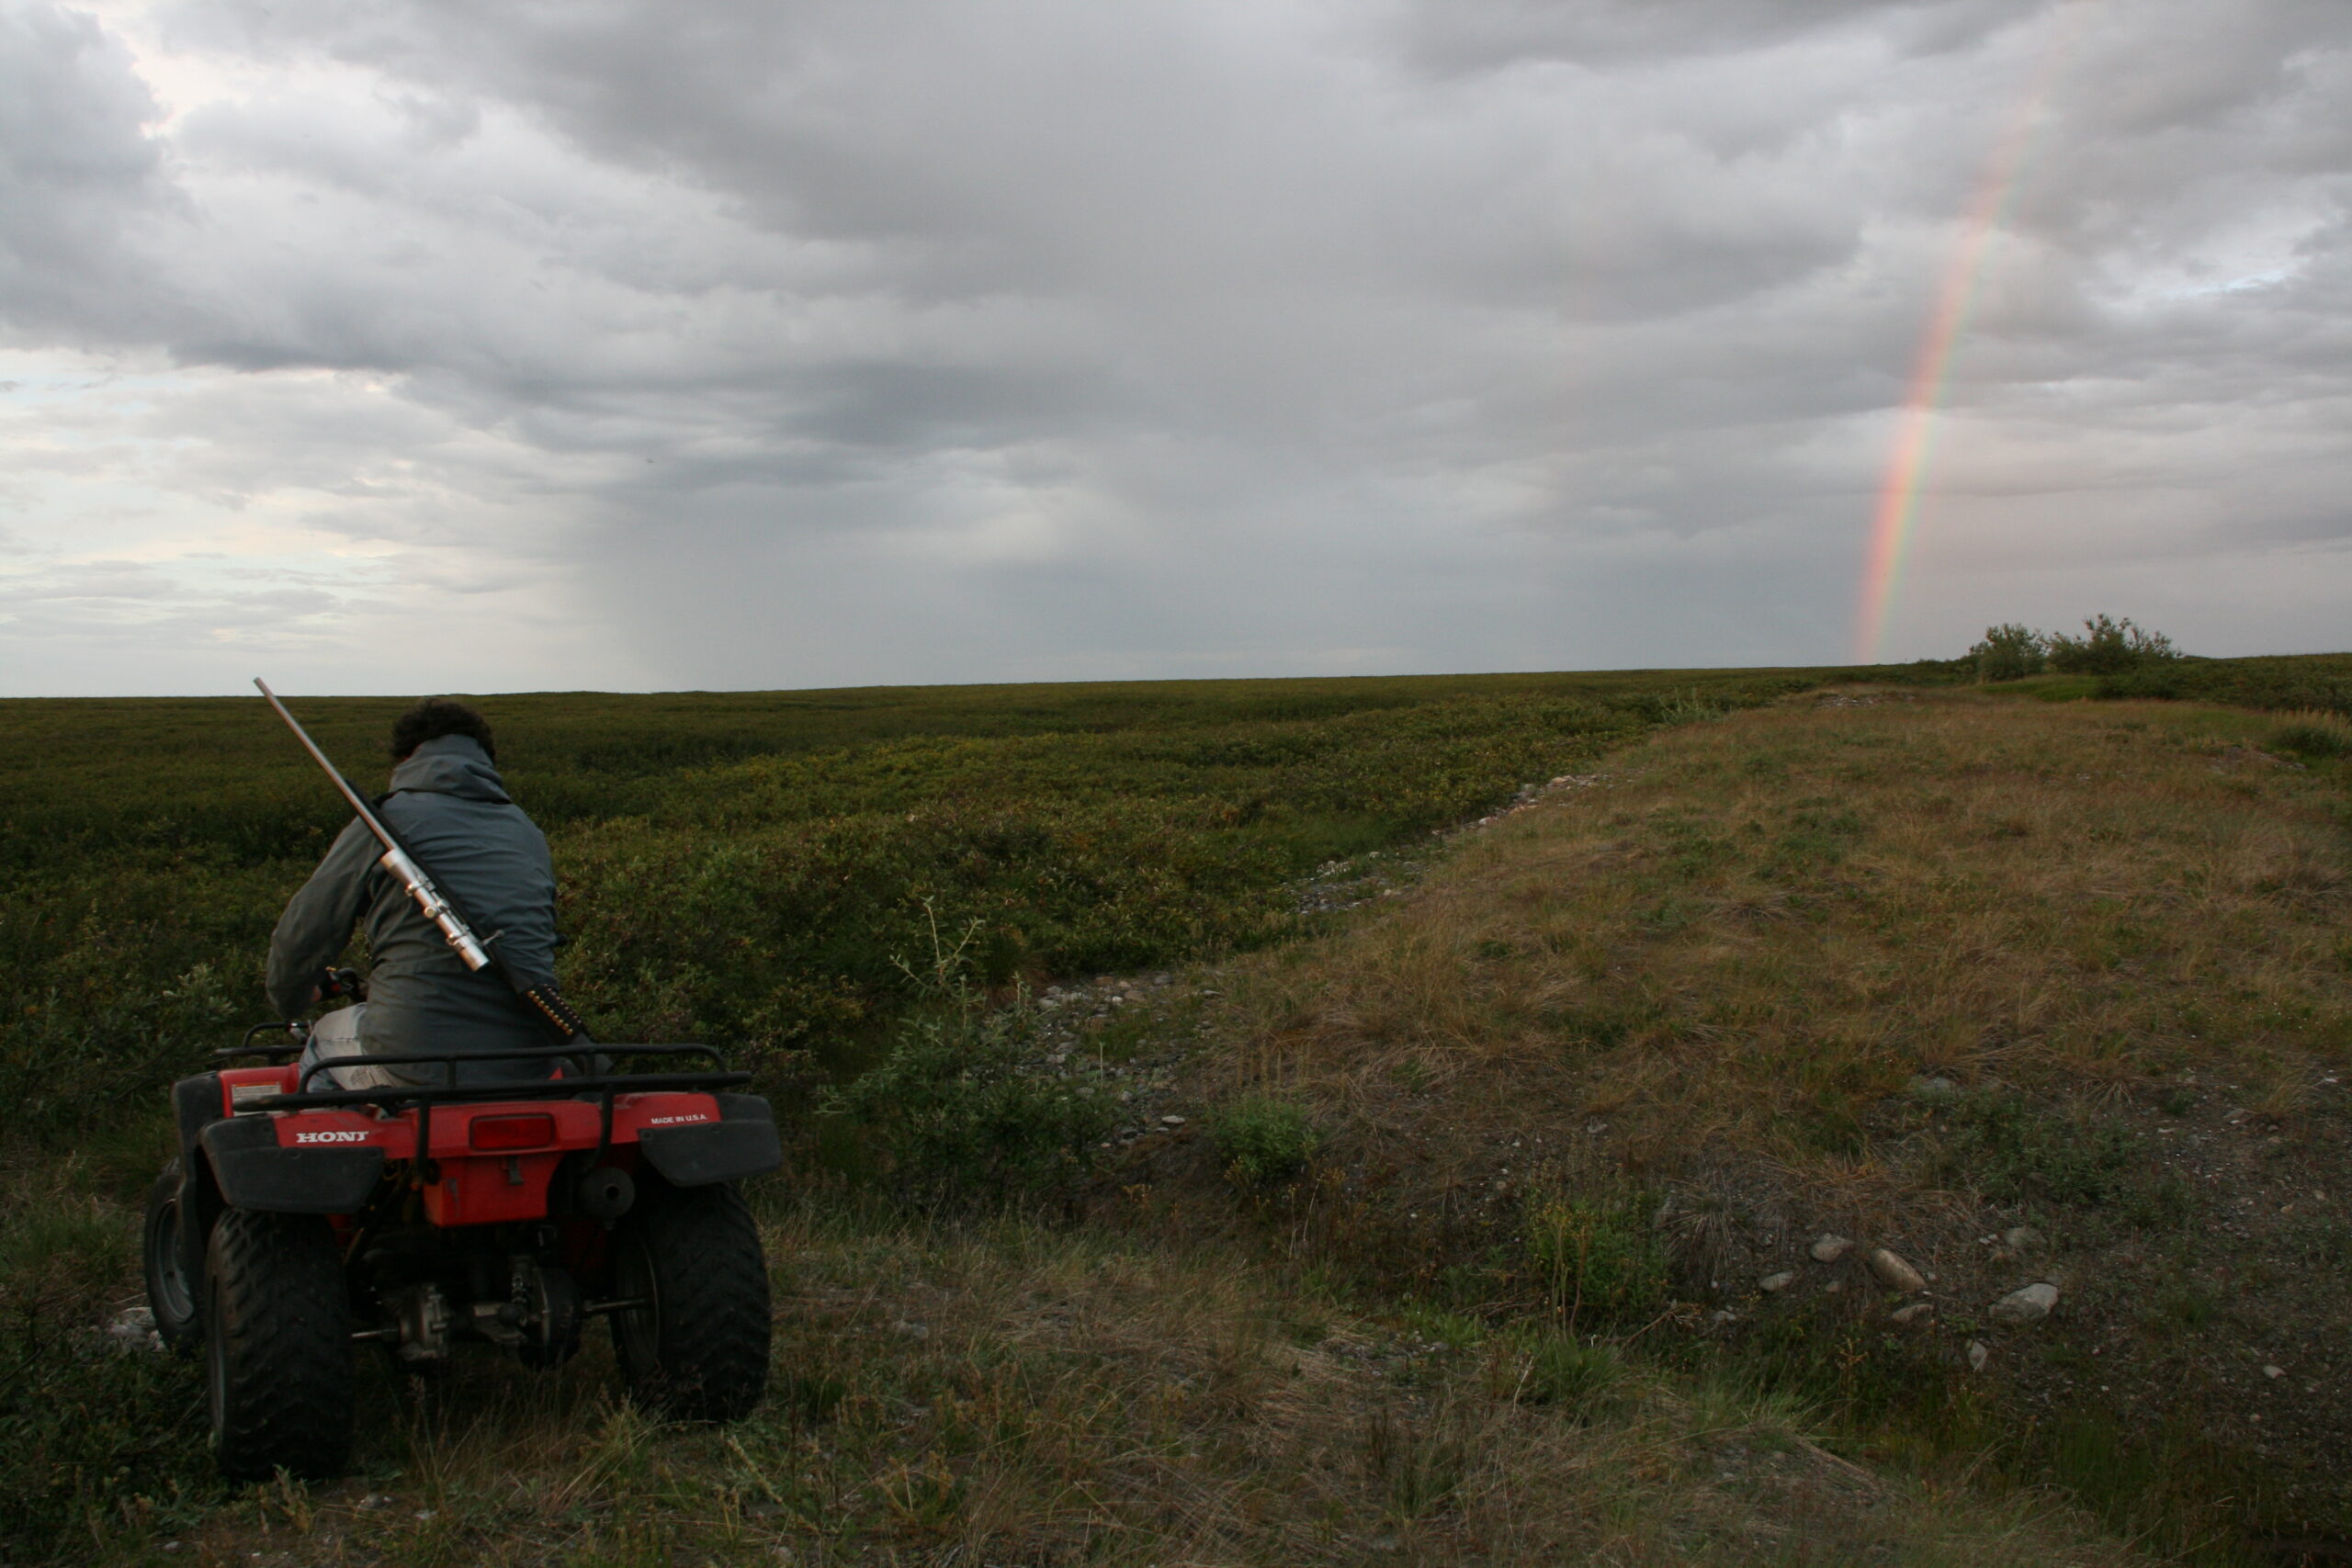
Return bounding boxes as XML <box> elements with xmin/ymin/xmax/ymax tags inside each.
<box><xmin>637</xmin><ymin>1098</ymin><xmax>782</xmax><ymax>1187</ymax></box>
<box><xmin>200</xmin><ymin>1116</ymin><xmax>385</xmax><ymax>1213</ymax></box>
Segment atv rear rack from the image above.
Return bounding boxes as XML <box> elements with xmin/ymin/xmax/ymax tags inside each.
<box><xmin>222</xmin><ymin>1039</ymin><xmax>752</xmax><ymax>1169</ymax></box>
<box><xmin>267</xmin><ymin>1043</ymin><xmax>741</xmax><ymax>1106</ymax></box>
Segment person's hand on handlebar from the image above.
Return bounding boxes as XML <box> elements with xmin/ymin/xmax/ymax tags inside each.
<box><xmin>309</xmin><ymin>966</ymin><xmax>365</xmax><ymax>1006</ymax></box>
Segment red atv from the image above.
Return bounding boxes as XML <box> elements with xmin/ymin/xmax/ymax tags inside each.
<box><xmin>141</xmin><ymin>1022</ymin><xmax>781</xmax><ymax>1480</ymax></box>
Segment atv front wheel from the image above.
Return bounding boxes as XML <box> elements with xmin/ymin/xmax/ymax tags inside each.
<box><xmin>205</xmin><ymin>1208</ymin><xmax>354</xmax><ymax>1480</ymax></box>
<box><xmin>610</xmin><ymin>1181</ymin><xmax>770</xmax><ymax>1421</ymax></box>
<box><xmin>142</xmin><ymin>1157</ymin><xmax>204</xmax><ymax>1355</ymax></box>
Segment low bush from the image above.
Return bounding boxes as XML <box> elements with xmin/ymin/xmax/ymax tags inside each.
<box><xmin>0</xmin><ymin>1189</ymin><xmax>215</xmax><ymax>1557</ymax></box>
<box><xmin>815</xmin><ymin>914</ymin><xmax>1118</xmax><ymax>1211</ymax></box>
<box><xmin>2046</xmin><ymin>614</ymin><xmax>2181</xmax><ymax>676</ymax></box>
<box><xmin>1521</xmin><ymin>1193</ymin><xmax>1669</xmax><ymax>1330</ymax></box>
<box><xmin>1207</xmin><ymin>1094</ymin><xmax>1323</xmax><ymax>1186</ymax></box>
<box><xmin>0</xmin><ymin>1311</ymin><xmax>216</xmax><ymax>1557</ymax></box>
<box><xmin>1645</xmin><ymin>689</ymin><xmax>1727</xmax><ymax>724</ymax></box>
<box><xmin>2267</xmin><ymin>712</ymin><xmax>2352</xmax><ymax>760</ymax></box>
<box><xmin>1971</xmin><ymin>623</ymin><xmax>2049</xmax><ymax>682</ymax></box>
<box><xmin>816</xmin><ymin>1004</ymin><xmax>1117</xmax><ymax>1212</ymax></box>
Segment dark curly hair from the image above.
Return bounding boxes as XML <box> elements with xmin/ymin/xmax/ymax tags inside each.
<box><xmin>390</xmin><ymin>697</ymin><xmax>496</xmax><ymax>762</ymax></box>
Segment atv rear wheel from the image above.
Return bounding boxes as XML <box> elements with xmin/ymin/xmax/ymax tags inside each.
<box><xmin>609</xmin><ymin>1181</ymin><xmax>770</xmax><ymax>1421</ymax></box>
<box><xmin>205</xmin><ymin>1208</ymin><xmax>354</xmax><ymax>1480</ymax></box>
<box><xmin>142</xmin><ymin>1157</ymin><xmax>204</xmax><ymax>1355</ymax></box>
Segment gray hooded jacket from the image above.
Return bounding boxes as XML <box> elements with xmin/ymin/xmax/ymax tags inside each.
<box><xmin>267</xmin><ymin>734</ymin><xmax>560</xmax><ymax>1080</ymax></box>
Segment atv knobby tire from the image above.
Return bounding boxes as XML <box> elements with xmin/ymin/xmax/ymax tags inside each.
<box><xmin>142</xmin><ymin>1156</ymin><xmax>205</xmax><ymax>1354</ymax></box>
<box><xmin>206</xmin><ymin>1207</ymin><xmax>353</xmax><ymax>1480</ymax></box>
<box><xmin>610</xmin><ymin>1181</ymin><xmax>770</xmax><ymax>1422</ymax></box>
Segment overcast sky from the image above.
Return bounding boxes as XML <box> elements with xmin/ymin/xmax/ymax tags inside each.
<box><xmin>1</xmin><ymin>0</ymin><xmax>2345</xmax><ymax>695</ymax></box>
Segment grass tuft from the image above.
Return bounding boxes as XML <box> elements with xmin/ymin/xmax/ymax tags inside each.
<box><xmin>1207</xmin><ymin>1093</ymin><xmax>1324</xmax><ymax>1186</ymax></box>
<box><xmin>2267</xmin><ymin>710</ymin><xmax>2352</xmax><ymax>759</ymax></box>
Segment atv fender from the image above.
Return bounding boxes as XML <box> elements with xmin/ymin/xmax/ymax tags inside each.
<box><xmin>172</xmin><ymin>1073</ymin><xmax>228</xmax><ymax>1227</ymax></box>
<box><xmin>175</xmin><ymin>1073</ymin><xmax>225</xmax><ymax>1166</ymax></box>
<box><xmin>637</xmin><ymin>1095</ymin><xmax>781</xmax><ymax>1188</ymax></box>
<box><xmin>200</xmin><ymin>1116</ymin><xmax>385</xmax><ymax>1214</ymax></box>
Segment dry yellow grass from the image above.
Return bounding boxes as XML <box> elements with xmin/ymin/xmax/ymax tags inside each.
<box><xmin>1216</xmin><ymin>689</ymin><xmax>2348</xmax><ymax>1191</ymax></box>
<box><xmin>1172</xmin><ymin>687</ymin><xmax>2352</xmax><ymax>1546</ymax></box>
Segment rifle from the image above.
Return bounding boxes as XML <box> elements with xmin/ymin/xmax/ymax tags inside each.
<box><xmin>254</xmin><ymin>678</ymin><xmax>593</xmax><ymax>1047</ymax></box>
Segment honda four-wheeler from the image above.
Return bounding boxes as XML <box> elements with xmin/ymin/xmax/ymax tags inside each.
<box><xmin>142</xmin><ymin>1020</ymin><xmax>783</xmax><ymax>1480</ymax></box>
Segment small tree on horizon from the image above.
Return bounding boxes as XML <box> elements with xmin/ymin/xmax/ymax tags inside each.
<box><xmin>2046</xmin><ymin>614</ymin><xmax>2180</xmax><ymax>675</ymax></box>
<box><xmin>1969</xmin><ymin>623</ymin><xmax>2047</xmax><ymax>682</ymax></box>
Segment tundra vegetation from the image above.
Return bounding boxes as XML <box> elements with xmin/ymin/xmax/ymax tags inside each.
<box><xmin>3</xmin><ymin>649</ymin><xmax>2349</xmax><ymax>1565</ymax></box>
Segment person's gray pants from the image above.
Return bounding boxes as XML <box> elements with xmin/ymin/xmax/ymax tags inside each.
<box><xmin>296</xmin><ymin>1005</ymin><xmax>417</xmax><ymax>1091</ymax></box>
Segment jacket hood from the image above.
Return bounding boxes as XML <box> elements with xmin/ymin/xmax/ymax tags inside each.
<box><xmin>385</xmin><ymin>734</ymin><xmax>512</xmax><ymax>804</ymax></box>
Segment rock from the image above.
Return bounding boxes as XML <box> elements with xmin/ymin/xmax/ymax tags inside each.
<box><xmin>1823</xmin><ymin>1280</ymin><xmax>1844</xmax><ymax>1294</ymax></box>
<box><xmin>1890</xmin><ymin>1303</ymin><xmax>1933</xmax><ymax>1325</ymax></box>
<box><xmin>107</xmin><ymin>1305</ymin><xmax>160</xmax><ymax>1352</ymax></box>
<box><xmin>1991</xmin><ymin>1283</ymin><xmax>2060</xmax><ymax>1325</ymax></box>
<box><xmin>1909</xmin><ymin>1076</ymin><xmax>1957</xmax><ymax>1098</ymax></box>
<box><xmin>1758</xmin><ymin>1270</ymin><xmax>1796</xmax><ymax>1293</ymax></box>
<box><xmin>2265</xmin><ymin>1364</ymin><xmax>2285</xmax><ymax>1380</ymax></box>
<box><xmin>1869</xmin><ymin>1248</ymin><xmax>1926</xmax><ymax>1293</ymax></box>
<box><xmin>2002</xmin><ymin>1225</ymin><xmax>2041</xmax><ymax>1252</ymax></box>
<box><xmin>892</xmin><ymin>1320</ymin><xmax>931</xmax><ymax>1340</ymax></box>
<box><xmin>1160</xmin><ymin>1114</ymin><xmax>1186</xmax><ymax>1126</ymax></box>
<box><xmin>1810</xmin><ymin>1234</ymin><xmax>1852</xmax><ymax>1263</ymax></box>
<box><xmin>1968</xmin><ymin>1340</ymin><xmax>1989</xmax><ymax>1372</ymax></box>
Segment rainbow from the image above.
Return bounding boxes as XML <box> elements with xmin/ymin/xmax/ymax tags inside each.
<box><xmin>1855</xmin><ymin>5</ymin><xmax>2097</xmax><ymax>664</ymax></box>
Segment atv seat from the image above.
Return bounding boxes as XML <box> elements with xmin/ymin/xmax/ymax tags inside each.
<box><xmin>298</xmin><ymin>1008</ymin><xmax>587</xmax><ymax>1094</ymax></box>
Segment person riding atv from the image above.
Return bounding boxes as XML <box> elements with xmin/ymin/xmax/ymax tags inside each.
<box><xmin>268</xmin><ymin>698</ymin><xmax>561</xmax><ymax>1090</ymax></box>
<box><xmin>143</xmin><ymin>687</ymin><xmax>781</xmax><ymax>1481</ymax></box>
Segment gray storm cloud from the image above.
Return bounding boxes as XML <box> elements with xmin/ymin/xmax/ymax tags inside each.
<box><xmin>0</xmin><ymin>0</ymin><xmax>2344</xmax><ymax>694</ymax></box>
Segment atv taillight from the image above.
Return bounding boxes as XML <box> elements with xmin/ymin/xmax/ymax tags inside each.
<box><xmin>469</xmin><ymin>1113</ymin><xmax>555</xmax><ymax>1150</ymax></box>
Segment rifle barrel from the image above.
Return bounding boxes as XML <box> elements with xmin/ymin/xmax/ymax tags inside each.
<box><xmin>254</xmin><ymin>678</ymin><xmax>492</xmax><ymax>972</ymax></box>
<box><xmin>254</xmin><ymin>679</ymin><xmax>401</xmax><ymax>847</ymax></box>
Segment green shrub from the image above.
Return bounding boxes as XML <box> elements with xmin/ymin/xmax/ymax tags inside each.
<box><xmin>1646</xmin><ymin>688</ymin><xmax>1727</xmax><ymax>724</ymax></box>
<box><xmin>817</xmin><ymin>1003</ymin><xmax>1116</xmax><ymax>1210</ymax></box>
<box><xmin>2047</xmin><ymin>614</ymin><xmax>2181</xmax><ymax>676</ymax></box>
<box><xmin>1207</xmin><ymin>1094</ymin><xmax>1323</xmax><ymax>1185</ymax></box>
<box><xmin>1522</xmin><ymin>1193</ymin><xmax>1669</xmax><ymax>1329</ymax></box>
<box><xmin>815</xmin><ymin>915</ymin><xmax>1118</xmax><ymax>1211</ymax></box>
<box><xmin>1970</xmin><ymin>623</ymin><xmax>2048</xmax><ymax>682</ymax></box>
<box><xmin>0</xmin><ymin>1312</ymin><xmax>217</xmax><ymax>1556</ymax></box>
<box><xmin>2267</xmin><ymin>713</ymin><xmax>2352</xmax><ymax>759</ymax></box>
